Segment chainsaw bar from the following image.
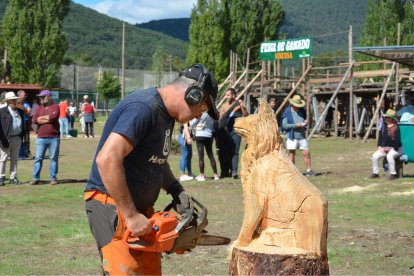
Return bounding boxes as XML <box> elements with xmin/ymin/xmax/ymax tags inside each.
<box><xmin>196</xmin><ymin>234</ymin><xmax>231</xmax><ymax>246</ymax></box>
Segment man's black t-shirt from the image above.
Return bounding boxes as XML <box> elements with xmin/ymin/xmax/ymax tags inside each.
<box><xmin>85</xmin><ymin>88</ymin><xmax>175</xmax><ymax>210</ymax></box>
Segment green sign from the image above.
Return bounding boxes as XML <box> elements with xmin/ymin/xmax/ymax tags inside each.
<box><xmin>260</xmin><ymin>37</ymin><xmax>313</xmax><ymax>60</ymax></box>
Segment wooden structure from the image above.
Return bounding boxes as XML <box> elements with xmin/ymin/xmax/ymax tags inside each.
<box><xmin>217</xmin><ymin>28</ymin><xmax>414</xmax><ymax>141</ymax></box>
<box><xmin>229</xmin><ymin>100</ymin><xmax>329</xmax><ymax>275</ymax></box>
<box><xmin>0</xmin><ymin>83</ymin><xmax>44</xmax><ymax>103</ymax></box>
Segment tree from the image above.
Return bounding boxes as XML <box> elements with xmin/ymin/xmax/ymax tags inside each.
<box><xmin>152</xmin><ymin>46</ymin><xmax>167</xmax><ymax>86</ymax></box>
<box><xmin>187</xmin><ymin>0</ymin><xmax>285</xmax><ymax>82</ymax></box>
<box><xmin>360</xmin><ymin>0</ymin><xmax>404</xmax><ymax>47</ymax></box>
<box><xmin>188</xmin><ymin>0</ymin><xmax>228</xmax><ymax>81</ymax></box>
<box><xmin>402</xmin><ymin>0</ymin><xmax>414</xmax><ymax>45</ymax></box>
<box><xmin>96</xmin><ymin>71</ymin><xmax>121</xmax><ymax>117</ymax></box>
<box><xmin>226</xmin><ymin>0</ymin><xmax>285</xmax><ymax>64</ymax></box>
<box><xmin>2</xmin><ymin>0</ymin><xmax>70</xmax><ymax>87</ymax></box>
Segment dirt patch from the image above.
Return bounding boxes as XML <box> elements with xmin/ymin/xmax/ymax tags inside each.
<box><xmin>391</xmin><ymin>189</ymin><xmax>414</xmax><ymax>196</ymax></box>
<box><xmin>340</xmin><ymin>184</ymin><xmax>380</xmax><ymax>193</ymax></box>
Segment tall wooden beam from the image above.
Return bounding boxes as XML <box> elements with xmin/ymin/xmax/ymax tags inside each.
<box><xmin>275</xmin><ymin>65</ymin><xmax>312</xmax><ymax>116</ymax></box>
<box><xmin>362</xmin><ymin>62</ymin><xmax>396</xmax><ymax>142</ymax></box>
<box><xmin>349</xmin><ymin>26</ymin><xmax>354</xmax><ymax>139</ymax></box>
<box><xmin>307</xmin><ymin>62</ymin><xmax>354</xmax><ymax>141</ymax></box>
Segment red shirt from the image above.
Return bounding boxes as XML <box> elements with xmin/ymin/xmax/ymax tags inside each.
<box><xmin>33</xmin><ymin>103</ymin><xmax>60</xmax><ymax>138</ymax></box>
<box><xmin>83</xmin><ymin>103</ymin><xmax>94</xmax><ymax>113</ymax></box>
<box><xmin>59</xmin><ymin>101</ymin><xmax>68</xmax><ymax>118</ymax></box>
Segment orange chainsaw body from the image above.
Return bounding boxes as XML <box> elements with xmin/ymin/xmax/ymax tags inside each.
<box><xmin>122</xmin><ymin>211</ymin><xmax>180</xmax><ymax>252</ymax></box>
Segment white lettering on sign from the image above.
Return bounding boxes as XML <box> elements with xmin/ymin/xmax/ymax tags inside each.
<box><xmin>285</xmin><ymin>38</ymin><xmax>311</xmax><ymax>51</ymax></box>
<box><xmin>277</xmin><ymin>41</ymin><xmax>286</xmax><ymax>52</ymax></box>
<box><xmin>261</xmin><ymin>43</ymin><xmax>277</xmax><ymax>53</ymax></box>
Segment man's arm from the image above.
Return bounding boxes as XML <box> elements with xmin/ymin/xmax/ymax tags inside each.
<box><xmin>96</xmin><ymin>132</ymin><xmax>153</xmax><ymax>236</ymax></box>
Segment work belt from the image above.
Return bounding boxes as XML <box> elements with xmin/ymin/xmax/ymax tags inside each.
<box><xmin>84</xmin><ymin>190</ymin><xmax>155</xmax><ymax>217</ymax></box>
<box><xmin>84</xmin><ymin>190</ymin><xmax>116</xmax><ymax>205</ymax></box>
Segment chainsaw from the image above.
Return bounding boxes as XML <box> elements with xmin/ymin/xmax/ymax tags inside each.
<box><xmin>122</xmin><ymin>197</ymin><xmax>231</xmax><ymax>254</ymax></box>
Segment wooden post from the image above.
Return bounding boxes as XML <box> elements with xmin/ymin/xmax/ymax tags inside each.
<box><xmin>395</xmin><ymin>22</ymin><xmax>401</xmax><ymax>106</ymax></box>
<box><xmin>234</xmin><ymin>52</ymin><xmax>238</xmax><ymax>83</ymax></box>
<box><xmin>363</xmin><ymin>63</ymin><xmax>396</xmax><ymax>142</ymax></box>
<box><xmin>353</xmin><ymin>95</ymin><xmax>360</xmax><ymax>139</ymax></box>
<box><xmin>277</xmin><ymin>60</ymin><xmax>281</xmax><ymax>88</ymax></box>
<box><xmin>260</xmin><ymin>61</ymin><xmax>265</xmax><ymax>97</ymax></box>
<box><xmin>245</xmin><ymin>48</ymin><xmax>250</xmax><ymax>89</ymax></box>
<box><xmin>312</xmin><ymin>96</ymin><xmax>320</xmax><ymax>132</ymax></box>
<box><xmin>334</xmin><ymin>99</ymin><xmax>339</xmax><ymax>138</ymax></box>
<box><xmin>348</xmin><ymin>26</ymin><xmax>354</xmax><ymax>139</ymax></box>
<box><xmin>306</xmin><ymin>80</ymin><xmax>312</xmax><ymax>137</ymax></box>
<box><xmin>357</xmin><ymin>107</ymin><xmax>367</xmax><ymax>135</ymax></box>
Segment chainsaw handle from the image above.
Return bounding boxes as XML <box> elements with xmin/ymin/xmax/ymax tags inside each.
<box><xmin>122</xmin><ymin>217</ymin><xmax>156</xmax><ymax>246</ymax></box>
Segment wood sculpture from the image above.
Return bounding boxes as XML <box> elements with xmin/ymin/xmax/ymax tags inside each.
<box><xmin>229</xmin><ymin>99</ymin><xmax>329</xmax><ymax>275</ymax></box>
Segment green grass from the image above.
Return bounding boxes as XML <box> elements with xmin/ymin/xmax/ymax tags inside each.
<box><xmin>1</xmin><ymin>121</ymin><xmax>414</xmax><ymax>275</ymax></box>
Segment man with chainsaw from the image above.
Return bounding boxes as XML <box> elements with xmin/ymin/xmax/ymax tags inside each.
<box><xmin>84</xmin><ymin>63</ymin><xmax>219</xmax><ymax>275</ymax></box>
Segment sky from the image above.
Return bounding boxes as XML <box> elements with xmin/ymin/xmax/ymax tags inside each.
<box><xmin>72</xmin><ymin>0</ymin><xmax>197</xmax><ymax>24</ymax></box>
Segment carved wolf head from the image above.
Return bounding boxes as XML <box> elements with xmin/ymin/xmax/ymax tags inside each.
<box><xmin>234</xmin><ymin>99</ymin><xmax>282</xmax><ymax>157</ymax></box>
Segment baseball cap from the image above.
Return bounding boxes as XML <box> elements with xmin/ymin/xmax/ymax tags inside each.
<box><xmin>181</xmin><ymin>64</ymin><xmax>219</xmax><ymax>120</ymax></box>
<box><xmin>38</xmin><ymin>90</ymin><xmax>51</xmax><ymax>97</ymax></box>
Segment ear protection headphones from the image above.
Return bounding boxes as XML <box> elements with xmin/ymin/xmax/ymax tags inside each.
<box><xmin>183</xmin><ymin>64</ymin><xmax>209</xmax><ymax>106</ymax></box>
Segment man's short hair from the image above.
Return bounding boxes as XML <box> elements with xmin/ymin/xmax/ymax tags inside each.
<box><xmin>17</xmin><ymin>90</ymin><xmax>25</xmax><ymax>97</ymax></box>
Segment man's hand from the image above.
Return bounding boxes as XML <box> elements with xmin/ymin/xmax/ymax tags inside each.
<box><xmin>173</xmin><ymin>191</ymin><xmax>194</xmax><ymax>216</ymax></box>
<box><xmin>37</xmin><ymin>115</ymin><xmax>50</xmax><ymax>124</ymax></box>
<box><xmin>124</xmin><ymin>212</ymin><xmax>153</xmax><ymax>237</ymax></box>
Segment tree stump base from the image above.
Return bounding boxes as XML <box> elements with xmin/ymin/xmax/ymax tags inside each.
<box><xmin>229</xmin><ymin>246</ymin><xmax>329</xmax><ymax>275</ymax></box>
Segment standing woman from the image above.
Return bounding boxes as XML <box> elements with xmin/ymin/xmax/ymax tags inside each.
<box><xmin>82</xmin><ymin>95</ymin><xmax>95</xmax><ymax>138</ymax></box>
<box><xmin>178</xmin><ymin>123</ymin><xmax>194</xmax><ymax>181</ymax></box>
<box><xmin>191</xmin><ymin>112</ymin><xmax>219</xmax><ymax>181</ymax></box>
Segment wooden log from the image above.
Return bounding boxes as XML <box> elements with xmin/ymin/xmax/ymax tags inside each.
<box><xmin>229</xmin><ymin>246</ymin><xmax>329</xmax><ymax>275</ymax></box>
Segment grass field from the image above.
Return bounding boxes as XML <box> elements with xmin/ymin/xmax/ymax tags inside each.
<box><xmin>0</xmin><ymin>119</ymin><xmax>413</xmax><ymax>275</ymax></box>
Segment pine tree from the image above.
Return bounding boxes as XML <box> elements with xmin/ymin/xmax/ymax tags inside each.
<box><xmin>188</xmin><ymin>0</ymin><xmax>284</xmax><ymax>82</ymax></box>
<box><xmin>188</xmin><ymin>0</ymin><xmax>228</xmax><ymax>81</ymax></box>
<box><xmin>360</xmin><ymin>0</ymin><xmax>404</xmax><ymax>47</ymax></box>
<box><xmin>226</xmin><ymin>0</ymin><xmax>284</xmax><ymax>64</ymax></box>
<box><xmin>402</xmin><ymin>0</ymin><xmax>414</xmax><ymax>45</ymax></box>
<box><xmin>2</xmin><ymin>0</ymin><xmax>70</xmax><ymax>87</ymax></box>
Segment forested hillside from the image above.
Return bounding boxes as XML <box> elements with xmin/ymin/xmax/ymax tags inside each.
<box><xmin>139</xmin><ymin>0</ymin><xmax>368</xmax><ymax>56</ymax></box>
<box><xmin>280</xmin><ymin>0</ymin><xmax>368</xmax><ymax>54</ymax></box>
<box><xmin>0</xmin><ymin>0</ymin><xmax>188</xmax><ymax>70</ymax></box>
<box><xmin>138</xmin><ymin>18</ymin><xmax>190</xmax><ymax>41</ymax></box>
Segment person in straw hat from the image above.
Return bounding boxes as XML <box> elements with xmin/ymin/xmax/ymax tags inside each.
<box><xmin>282</xmin><ymin>94</ymin><xmax>315</xmax><ymax>176</ymax></box>
<box><xmin>371</xmin><ymin>109</ymin><xmax>402</xmax><ymax>180</ymax></box>
<box><xmin>0</xmin><ymin>91</ymin><xmax>26</xmax><ymax>186</ymax></box>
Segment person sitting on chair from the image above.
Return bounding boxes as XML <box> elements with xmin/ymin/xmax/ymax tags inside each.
<box><xmin>370</xmin><ymin>109</ymin><xmax>402</xmax><ymax>180</ymax></box>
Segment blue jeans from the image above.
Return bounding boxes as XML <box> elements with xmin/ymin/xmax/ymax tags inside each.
<box><xmin>230</xmin><ymin>131</ymin><xmax>241</xmax><ymax>175</ymax></box>
<box><xmin>178</xmin><ymin>135</ymin><xmax>192</xmax><ymax>175</ymax></box>
<box><xmin>32</xmin><ymin>137</ymin><xmax>60</xmax><ymax>181</ymax></box>
<box><xmin>59</xmin><ymin>118</ymin><xmax>69</xmax><ymax>136</ymax></box>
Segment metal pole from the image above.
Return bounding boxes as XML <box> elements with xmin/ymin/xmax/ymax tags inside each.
<box><xmin>121</xmin><ymin>22</ymin><xmax>126</xmax><ymax>99</ymax></box>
